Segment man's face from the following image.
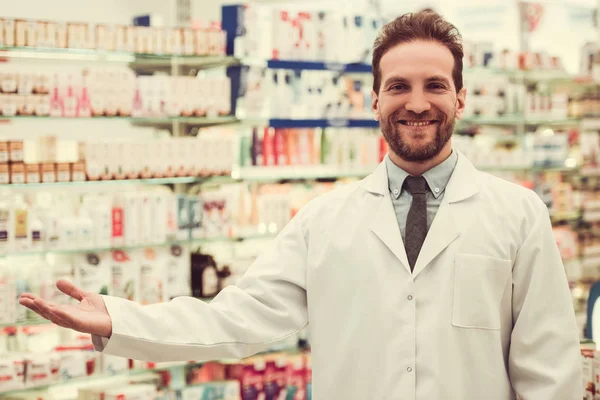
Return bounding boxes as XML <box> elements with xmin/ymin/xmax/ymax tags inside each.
<box><xmin>372</xmin><ymin>40</ymin><xmax>466</xmax><ymax>163</ymax></box>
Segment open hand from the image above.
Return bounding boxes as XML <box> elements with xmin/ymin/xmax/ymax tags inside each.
<box><xmin>19</xmin><ymin>279</ymin><xmax>112</xmax><ymax>338</ymax></box>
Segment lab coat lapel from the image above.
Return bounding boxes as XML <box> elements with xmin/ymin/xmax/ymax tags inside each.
<box><xmin>411</xmin><ymin>151</ymin><xmax>481</xmax><ymax>278</ymax></box>
<box><xmin>362</xmin><ymin>161</ymin><xmax>411</xmax><ymax>274</ymax></box>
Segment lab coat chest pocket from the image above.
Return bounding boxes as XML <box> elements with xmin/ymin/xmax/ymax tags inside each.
<box><xmin>452</xmin><ymin>253</ymin><xmax>511</xmax><ymax>330</ymax></box>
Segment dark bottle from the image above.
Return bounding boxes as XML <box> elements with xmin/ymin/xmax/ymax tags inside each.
<box><xmin>191</xmin><ymin>252</ymin><xmax>219</xmax><ymax>299</ymax></box>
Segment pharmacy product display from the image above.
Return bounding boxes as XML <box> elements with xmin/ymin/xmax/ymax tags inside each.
<box><xmin>233</xmin><ymin>68</ymin><xmax>373</xmax><ymax>120</ymax></box>
<box><xmin>452</xmin><ymin>129</ymin><xmax>576</xmax><ymax>170</ymax></box>
<box><xmin>0</xmin><ymin>18</ymin><xmax>226</xmax><ymax>56</ymax></box>
<box><xmin>238</xmin><ymin>127</ymin><xmax>384</xmax><ymax>171</ymax></box>
<box><xmin>0</xmin><ymin>180</ymin><xmax>349</xmax><ymax>257</ymax></box>
<box><xmin>0</xmin><ymin>245</ymin><xmax>191</xmax><ymax>324</ymax></box>
<box><xmin>0</xmin><ymin>67</ymin><xmax>231</xmax><ymax>118</ymax></box>
<box><xmin>0</xmin><ymin>333</ymin><xmax>312</xmax><ymax>400</ymax></box>
<box><xmin>224</xmin><ymin>5</ymin><xmax>381</xmax><ymax>64</ymax></box>
<box><xmin>0</xmin><ymin>129</ymin><xmax>237</xmax><ymax>184</ymax></box>
<box><xmin>463</xmin><ymin>40</ymin><xmax>565</xmax><ymax>71</ymax></box>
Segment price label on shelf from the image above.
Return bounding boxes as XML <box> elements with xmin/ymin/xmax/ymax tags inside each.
<box><xmin>327</xmin><ymin>119</ymin><xmax>349</xmax><ymax>128</ymax></box>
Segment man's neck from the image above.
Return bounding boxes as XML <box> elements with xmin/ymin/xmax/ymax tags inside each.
<box><xmin>388</xmin><ymin>145</ymin><xmax>452</xmax><ymax>176</ymax></box>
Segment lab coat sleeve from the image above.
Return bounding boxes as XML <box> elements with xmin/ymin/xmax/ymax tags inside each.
<box><xmin>508</xmin><ymin>201</ymin><xmax>583</xmax><ymax>399</ymax></box>
<box><xmin>91</xmin><ymin>209</ymin><xmax>310</xmax><ymax>362</ymax></box>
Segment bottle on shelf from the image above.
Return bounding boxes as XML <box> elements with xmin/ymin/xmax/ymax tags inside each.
<box><xmin>63</xmin><ymin>74</ymin><xmax>79</xmax><ymax>118</ymax></box>
<box><xmin>0</xmin><ymin>190</ymin><xmax>12</xmax><ymax>254</ymax></box>
<box><xmin>49</xmin><ymin>74</ymin><xmax>64</xmax><ymax>117</ymax></box>
<box><xmin>13</xmin><ymin>195</ymin><xmax>30</xmax><ymax>252</ymax></box>
<box><xmin>30</xmin><ymin>211</ymin><xmax>45</xmax><ymax>252</ymax></box>
<box><xmin>78</xmin><ymin>74</ymin><xmax>92</xmax><ymax>118</ymax></box>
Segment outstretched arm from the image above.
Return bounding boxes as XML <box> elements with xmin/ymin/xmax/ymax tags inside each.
<box><xmin>21</xmin><ymin>208</ymin><xmax>310</xmax><ymax>362</ymax></box>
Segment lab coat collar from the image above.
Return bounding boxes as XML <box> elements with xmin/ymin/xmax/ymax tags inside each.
<box><xmin>362</xmin><ymin>149</ymin><xmax>480</xmax><ymax>203</ymax></box>
<box><xmin>362</xmin><ymin>150</ymin><xmax>481</xmax><ymax>276</ymax></box>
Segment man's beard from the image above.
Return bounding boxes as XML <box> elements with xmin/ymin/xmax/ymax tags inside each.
<box><xmin>380</xmin><ymin>109</ymin><xmax>455</xmax><ymax>163</ymax></box>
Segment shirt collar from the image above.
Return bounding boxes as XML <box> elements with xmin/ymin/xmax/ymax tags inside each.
<box><xmin>385</xmin><ymin>150</ymin><xmax>458</xmax><ymax>200</ymax></box>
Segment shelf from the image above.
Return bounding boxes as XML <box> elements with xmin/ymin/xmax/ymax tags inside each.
<box><xmin>0</xmin><ymin>115</ymin><xmax>239</xmax><ymax>127</ymax></box>
<box><xmin>0</xmin><ymin>369</ymin><xmax>160</xmax><ymax>397</ymax></box>
<box><xmin>266</xmin><ymin>59</ymin><xmax>371</xmax><ymax>73</ymax></box>
<box><xmin>0</xmin><ymin>317</ymin><xmax>50</xmax><ymax>329</ymax></box>
<box><xmin>0</xmin><ymin>46</ymin><xmax>237</xmax><ymax>70</ymax></box>
<box><xmin>236</xmin><ymin>166</ymin><xmax>373</xmax><ymax>182</ymax></box>
<box><xmin>1</xmin><ymin>176</ymin><xmax>214</xmax><ymax>188</ymax></box>
<box><xmin>550</xmin><ymin>211</ymin><xmax>581</xmax><ymax>222</ymax></box>
<box><xmin>460</xmin><ymin>115</ymin><xmax>581</xmax><ymax>126</ymax></box>
<box><xmin>259</xmin><ymin>119</ymin><xmax>379</xmax><ymax>129</ymax></box>
<box><xmin>478</xmin><ymin>165</ymin><xmax>579</xmax><ymax>173</ymax></box>
<box><xmin>0</xmin><ymin>233</ymin><xmax>277</xmax><ymax>259</ymax></box>
<box><xmin>463</xmin><ymin>67</ymin><xmax>576</xmax><ymax>81</ymax></box>
<box><xmin>131</xmin><ymin>55</ymin><xmax>239</xmax><ymax>71</ymax></box>
<box><xmin>128</xmin><ymin>116</ymin><xmax>238</xmax><ymax>127</ymax></box>
<box><xmin>0</xmin><ymin>45</ymin><xmax>135</xmax><ymax>62</ymax></box>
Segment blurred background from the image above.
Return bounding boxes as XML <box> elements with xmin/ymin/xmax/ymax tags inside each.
<box><xmin>0</xmin><ymin>0</ymin><xmax>599</xmax><ymax>399</ymax></box>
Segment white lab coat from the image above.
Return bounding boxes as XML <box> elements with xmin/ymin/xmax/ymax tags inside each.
<box><xmin>94</xmin><ymin>151</ymin><xmax>582</xmax><ymax>400</ymax></box>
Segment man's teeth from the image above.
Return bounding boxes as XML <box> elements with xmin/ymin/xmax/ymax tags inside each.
<box><xmin>402</xmin><ymin>121</ymin><xmax>432</xmax><ymax>126</ymax></box>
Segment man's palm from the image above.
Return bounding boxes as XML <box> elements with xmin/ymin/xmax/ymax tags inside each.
<box><xmin>19</xmin><ymin>279</ymin><xmax>112</xmax><ymax>338</ymax></box>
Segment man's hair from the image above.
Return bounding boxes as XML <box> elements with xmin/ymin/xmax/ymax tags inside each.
<box><xmin>372</xmin><ymin>11</ymin><xmax>463</xmax><ymax>94</ymax></box>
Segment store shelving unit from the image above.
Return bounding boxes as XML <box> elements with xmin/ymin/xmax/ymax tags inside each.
<box><xmin>0</xmin><ymin>32</ymin><xmax>597</xmax><ymax>397</ymax></box>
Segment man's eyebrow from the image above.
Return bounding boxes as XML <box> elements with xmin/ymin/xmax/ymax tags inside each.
<box><xmin>383</xmin><ymin>76</ymin><xmax>410</xmax><ymax>87</ymax></box>
<box><xmin>425</xmin><ymin>76</ymin><xmax>451</xmax><ymax>85</ymax></box>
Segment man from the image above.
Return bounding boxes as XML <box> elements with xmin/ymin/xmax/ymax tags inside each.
<box><xmin>20</xmin><ymin>11</ymin><xmax>582</xmax><ymax>399</ymax></box>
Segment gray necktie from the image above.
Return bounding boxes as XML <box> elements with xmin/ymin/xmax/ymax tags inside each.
<box><xmin>404</xmin><ymin>176</ymin><xmax>429</xmax><ymax>272</ymax></box>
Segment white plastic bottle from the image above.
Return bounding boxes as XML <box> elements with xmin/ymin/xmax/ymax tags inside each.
<box><xmin>12</xmin><ymin>261</ymin><xmax>30</xmax><ymax>322</ymax></box>
<box><xmin>77</xmin><ymin>212</ymin><xmax>94</xmax><ymax>250</ymax></box>
<box><xmin>0</xmin><ymin>259</ymin><xmax>16</xmax><ymax>324</ymax></box>
<box><xmin>12</xmin><ymin>195</ymin><xmax>30</xmax><ymax>252</ymax></box>
<box><xmin>0</xmin><ymin>190</ymin><xmax>13</xmax><ymax>254</ymax></box>
<box><xmin>91</xmin><ymin>198</ymin><xmax>112</xmax><ymax>249</ymax></box>
<box><xmin>60</xmin><ymin>217</ymin><xmax>78</xmax><ymax>250</ymax></box>
<box><xmin>30</xmin><ymin>211</ymin><xmax>45</xmax><ymax>252</ymax></box>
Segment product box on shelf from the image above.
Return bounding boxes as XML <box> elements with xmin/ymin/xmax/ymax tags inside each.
<box><xmin>25</xmin><ymin>164</ymin><xmax>40</xmax><ymax>184</ymax></box>
<box><xmin>109</xmin><ymin>250</ymin><xmax>140</xmax><ymax>302</ymax></box>
<box><xmin>582</xmin><ymin>344</ymin><xmax>595</xmax><ymax>399</ymax></box>
<box><xmin>0</xmin><ymin>355</ymin><xmax>25</xmax><ymax>392</ymax></box>
<box><xmin>180</xmin><ymin>381</ymin><xmax>240</xmax><ymax>400</ymax></box>
<box><xmin>163</xmin><ymin>244</ymin><xmax>191</xmax><ymax>299</ymax></box>
<box><xmin>74</xmin><ymin>252</ymin><xmax>110</xmax><ymax>295</ymax></box>
<box><xmin>0</xmin><ymin>163</ymin><xmax>10</xmax><ymax>184</ymax></box>
<box><xmin>23</xmin><ymin>353</ymin><xmax>60</xmax><ymax>388</ymax></box>
<box><xmin>104</xmin><ymin>384</ymin><xmax>157</xmax><ymax>400</ymax></box>
<box><xmin>99</xmin><ymin>354</ymin><xmax>130</xmax><ymax>376</ymax></box>
<box><xmin>54</xmin><ymin>344</ymin><xmax>96</xmax><ymax>381</ymax></box>
<box><xmin>10</xmin><ymin>163</ymin><xmax>25</xmax><ymax>184</ymax></box>
<box><xmin>139</xmin><ymin>247</ymin><xmax>168</xmax><ymax>305</ymax></box>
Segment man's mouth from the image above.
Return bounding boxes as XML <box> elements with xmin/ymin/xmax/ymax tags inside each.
<box><xmin>398</xmin><ymin>120</ymin><xmax>437</xmax><ymax>126</ymax></box>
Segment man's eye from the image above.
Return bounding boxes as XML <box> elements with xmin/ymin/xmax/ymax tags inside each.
<box><xmin>429</xmin><ymin>83</ymin><xmax>446</xmax><ymax>90</ymax></box>
<box><xmin>390</xmin><ymin>84</ymin><xmax>407</xmax><ymax>91</ymax></box>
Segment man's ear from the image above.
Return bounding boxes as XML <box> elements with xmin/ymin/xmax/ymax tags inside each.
<box><xmin>372</xmin><ymin>90</ymin><xmax>380</xmax><ymax>121</ymax></box>
<box><xmin>455</xmin><ymin>87</ymin><xmax>467</xmax><ymax>120</ymax></box>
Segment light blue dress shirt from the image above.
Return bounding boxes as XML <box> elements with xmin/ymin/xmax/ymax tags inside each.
<box><xmin>385</xmin><ymin>150</ymin><xmax>459</xmax><ymax>241</ymax></box>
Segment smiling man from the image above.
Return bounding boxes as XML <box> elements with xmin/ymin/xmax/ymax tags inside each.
<box><xmin>20</xmin><ymin>11</ymin><xmax>582</xmax><ymax>400</ymax></box>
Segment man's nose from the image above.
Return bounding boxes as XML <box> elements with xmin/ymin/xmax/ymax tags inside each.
<box><xmin>405</xmin><ymin>90</ymin><xmax>431</xmax><ymax>114</ymax></box>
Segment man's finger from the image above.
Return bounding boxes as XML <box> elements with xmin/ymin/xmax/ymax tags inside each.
<box><xmin>32</xmin><ymin>298</ymin><xmax>65</xmax><ymax>324</ymax></box>
<box><xmin>20</xmin><ymin>298</ymin><xmax>51</xmax><ymax>320</ymax></box>
<box><xmin>20</xmin><ymin>293</ymin><xmax>38</xmax><ymax>301</ymax></box>
<box><xmin>56</xmin><ymin>280</ymin><xmax>86</xmax><ymax>302</ymax></box>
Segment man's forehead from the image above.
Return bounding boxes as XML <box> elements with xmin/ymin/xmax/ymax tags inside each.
<box><xmin>380</xmin><ymin>41</ymin><xmax>455</xmax><ymax>80</ymax></box>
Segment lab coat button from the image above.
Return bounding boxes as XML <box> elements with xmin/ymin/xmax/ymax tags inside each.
<box><xmin>407</xmin><ymin>295</ymin><xmax>413</xmax><ymax>301</ymax></box>
<box><xmin>407</xmin><ymin>367</ymin><xmax>413</xmax><ymax>372</ymax></box>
